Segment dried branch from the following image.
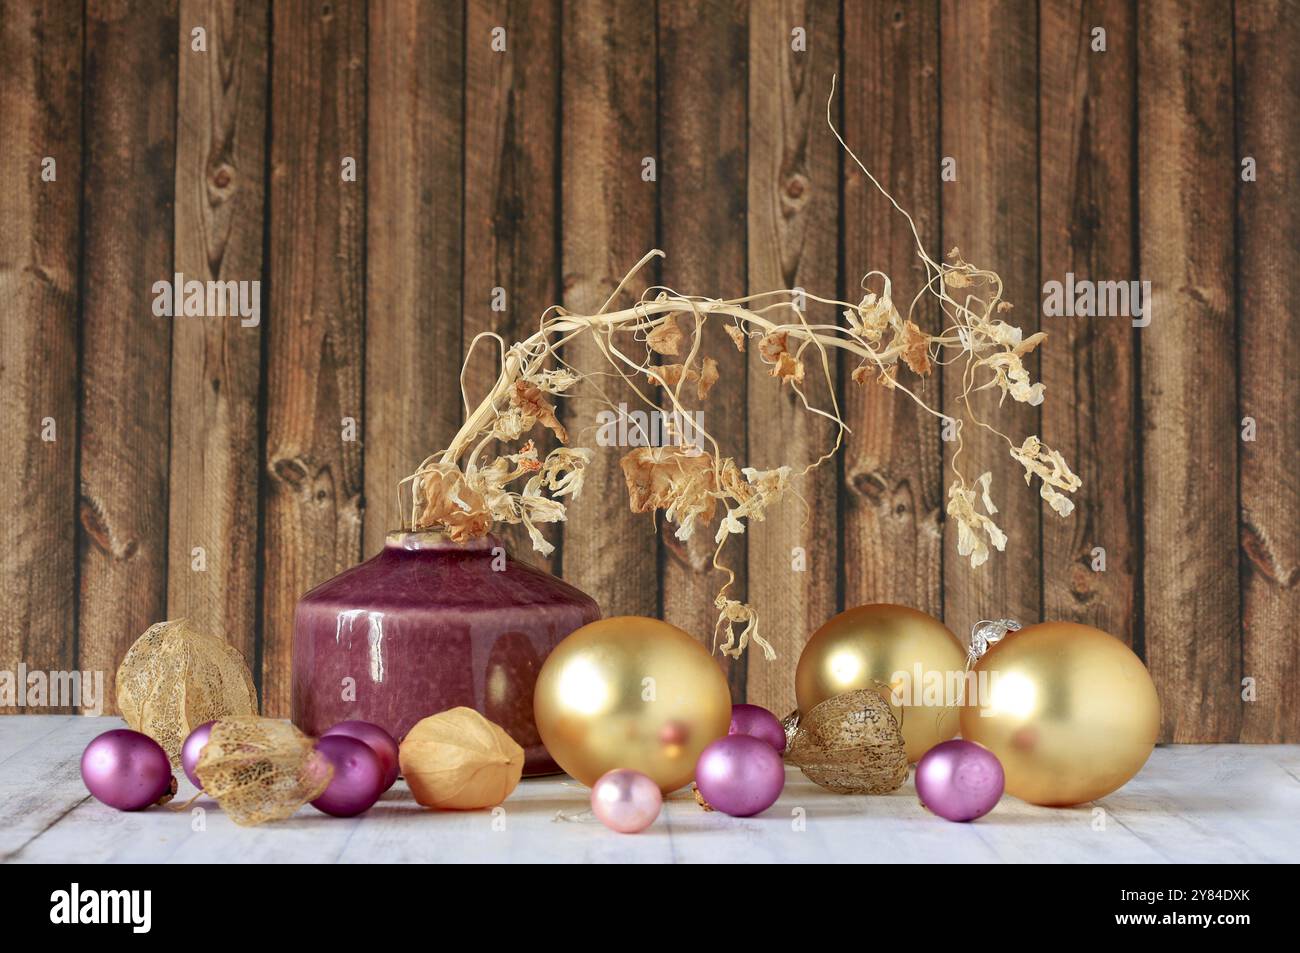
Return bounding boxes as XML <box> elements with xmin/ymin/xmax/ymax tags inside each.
<box><xmin>399</xmin><ymin>76</ymin><xmax>1078</xmax><ymax>660</ymax></box>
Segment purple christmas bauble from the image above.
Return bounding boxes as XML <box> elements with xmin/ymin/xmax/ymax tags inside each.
<box><xmin>181</xmin><ymin>721</ymin><xmax>215</xmax><ymax>789</ymax></box>
<box><xmin>695</xmin><ymin>734</ymin><xmax>785</xmax><ymax>817</ymax></box>
<box><xmin>728</xmin><ymin>703</ymin><xmax>787</xmax><ymax>754</ymax></box>
<box><xmin>81</xmin><ymin>729</ymin><xmax>176</xmax><ymax>811</ymax></box>
<box><xmin>311</xmin><ymin>735</ymin><xmax>385</xmax><ymax>817</ymax></box>
<box><xmin>322</xmin><ymin>720</ymin><xmax>400</xmax><ymax>791</ymax></box>
<box><xmin>915</xmin><ymin>739</ymin><xmax>1004</xmax><ymax>822</ymax></box>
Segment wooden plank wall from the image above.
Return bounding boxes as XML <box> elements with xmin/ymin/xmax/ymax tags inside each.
<box><xmin>0</xmin><ymin>0</ymin><xmax>1294</xmax><ymax>741</ymax></box>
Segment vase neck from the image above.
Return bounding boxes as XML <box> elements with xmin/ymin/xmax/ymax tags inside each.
<box><xmin>384</xmin><ymin>531</ymin><xmax>501</xmax><ymax>553</ymax></box>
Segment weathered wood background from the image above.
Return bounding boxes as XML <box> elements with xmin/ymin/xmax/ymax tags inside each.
<box><xmin>1</xmin><ymin>0</ymin><xmax>1295</xmax><ymax>742</ymax></box>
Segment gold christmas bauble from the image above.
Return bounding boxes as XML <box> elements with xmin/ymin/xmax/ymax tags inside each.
<box><xmin>795</xmin><ymin>604</ymin><xmax>966</xmax><ymax>762</ymax></box>
<box><xmin>959</xmin><ymin>622</ymin><xmax>1160</xmax><ymax>806</ymax></box>
<box><xmin>533</xmin><ymin>616</ymin><xmax>731</xmax><ymax>792</ymax></box>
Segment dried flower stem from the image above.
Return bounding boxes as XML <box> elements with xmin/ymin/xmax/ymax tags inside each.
<box><xmin>401</xmin><ymin>76</ymin><xmax>1079</xmax><ymax>660</ymax></box>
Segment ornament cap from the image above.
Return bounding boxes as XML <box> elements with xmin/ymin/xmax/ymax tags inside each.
<box><xmin>968</xmin><ymin>618</ymin><xmax>1022</xmax><ymax>662</ymax></box>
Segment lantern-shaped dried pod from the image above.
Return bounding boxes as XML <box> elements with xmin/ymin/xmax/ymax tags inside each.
<box><xmin>194</xmin><ymin>716</ymin><xmax>332</xmax><ymax>826</ymax></box>
<box><xmin>116</xmin><ymin>619</ymin><xmax>259</xmax><ymax>766</ymax></box>
<box><xmin>786</xmin><ymin>689</ymin><xmax>909</xmax><ymax>795</ymax></box>
<box><xmin>399</xmin><ymin>707</ymin><xmax>524</xmax><ymax>810</ymax></box>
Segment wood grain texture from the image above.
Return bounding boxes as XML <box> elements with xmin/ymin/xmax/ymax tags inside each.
<box><xmin>1235</xmin><ymin>0</ymin><xmax>1299</xmax><ymax>743</ymax></box>
<box><xmin>1038</xmin><ymin>0</ymin><xmax>1138</xmax><ymax>644</ymax></box>
<box><xmin>0</xmin><ymin>0</ymin><xmax>82</xmax><ymax>711</ymax></box>
<box><xmin>263</xmin><ymin>0</ymin><xmax>366</xmax><ymax>715</ymax></box>
<box><xmin>658</xmin><ymin>0</ymin><xmax>748</xmax><ymax>686</ymax></box>
<box><xmin>1138</xmin><ymin>0</ymin><xmax>1240</xmax><ymax>743</ymax></box>
<box><xmin>841</xmin><ymin>0</ymin><xmax>942</xmax><ymax>619</ymax></box>
<box><xmin>462</xmin><ymin>0</ymin><xmax>559</xmax><ymax>571</ymax></box>
<box><xmin>939</xmin><ymin>0</ymin><xmax>1042</xmax><ymax>635</ymax></box>
<box><xmin>745</xmin><ymin>0</ymin><xmax>840</xmax><ymax>714</ymax></box>
<box><xmin>79</xmin><ymin>0</ymin><xmax>178</xmax><ymax>713</ymax></box>
<box><xmin>558</xmin><ymin>0</ymin><xmax>659</xmax><ymax>619</ymax></box>
<box><xmin>0</xmin><ymin>4</ymin><xmax>1292</xmax><ymax>741</ymax></box>
<box><xmin>168</xmin><ymin>0</ymin><xmax>268</xmax><ymax>665</ymax></box>
<box><xmin>365</xmin><ymin>0</ymin><xmax>464</xmax><ymax>556</ymax></box>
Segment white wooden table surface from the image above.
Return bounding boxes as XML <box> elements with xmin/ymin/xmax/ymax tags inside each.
<box><xmin>2</xmin><ymin>716</ymin><xmax>1297</xmax><ymax>863</ymax></box>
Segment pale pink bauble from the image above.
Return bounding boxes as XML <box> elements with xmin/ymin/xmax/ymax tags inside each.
<box><xmin>590</xmin><ymin>768</ymin><xmax>663</xmax><ymax>833</ymax></box>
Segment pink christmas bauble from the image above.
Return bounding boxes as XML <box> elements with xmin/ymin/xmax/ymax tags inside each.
<box><xmin>728</xmin><ymin>703</ymin><xmax>786</xmax><ymax>753</ymax></box>
<box><xmin>695</xmin><ymin>735</ymin><xmax>784</xmax><ymax>817</ymax></box>
<box><xmin>590</xmin><ymin>769</ymin><xmax>662</xmax><ymax>833</ymax></box>
<box><xmin>915</xmin><ymin>740</ymin><xmax>1004</xmax><ymax>822</ymax></box>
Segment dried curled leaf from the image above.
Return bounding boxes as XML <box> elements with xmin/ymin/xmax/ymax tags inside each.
<box><xmin>715</xmin><ymin>465</ymin><xmax>790</xmax><ymax>544</ymax></box>
<box><xmin>410</xmin><ymin>445</ymin><xmax>592</xmax><ymax>554</ymax></box>
<box><xmin>511</xmin><ymin>379</ymin><xmax>567</xmax><ymax>443</ymax></box>
<box><xmin>1011</xmin><ymin>434</ymin><xmax>1081</xmax><ymax>516</ymax></box>
<box><xmin>947</xmin><ymin>472</ymin><xmax>1007</xmax><ymax>568</ymax></box>
<box><xmin>652</xmin><ymin>355</ymin><xmax>720</xmax><ymax>400</ymax></box>
<box><xmin>714</xmin><ymin>595</ymin><xmax>775</xmax><ymax>661</ymax></box>
<box><xmin>847</xmin><ymin>288</ymin><xmax>899</xmax><ymax>344</ymax></box>
<box><xmin>786</xmin><ymin>689</ymin><xmax>908</xmax><ymax>795</ymax></box>
<box><xmin>850</xmin><ymin>361</ymin><xmax>897</xmax><ymax>389</ymax></box>
<box><xmin>412</xmin><ymin>462</ymin><xmax>493</xmax><ymax>543</ymax></box>
<box><xmin>195</xmin><ymin>716</ymin><xmax>332</xmax><ymax>826</ymax></box>
<box><xmin>896</xmin><ymin>319</ymin><xmax>932</xmax><ymax>376</ymax></box>
<box><xmin>758</xmin><ymin>330</ymin><xmax>806</xmax><ymax>386</ymax></box>
<box><xmin>757</xmin><ymin>329</ymin><xmax>789</xmax><ymax>363</ymax></box>
<box><xmin>399</xmin><ymin>707</ymin><xmax>524</xmax><ymax>810</ymax></box>
<box><xmin>697</xmin><ymin>356</ymin><xmax>719</xmax><ymax>398</ymax></box>
<box><xmin>116</xmin><ymin>619</ymin><xmax>258</xmax><ymax>766</ymax></box>
<box><xmin>647</xmin><ymin>313</ymin><xmax>684</xmax><ymax>355</ymax></box>
<box><xmin>772</xmin><ymin>351</ymin><xmax>806</xmax><ymax>385</ymax></box>
<box><xmin>620</xmin><ymin>446</ymin><xmax>719</xmax><ymax>540</ymax></box>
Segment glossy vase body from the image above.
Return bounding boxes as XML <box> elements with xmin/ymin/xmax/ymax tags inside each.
<box><xmin>292</xmin><ymin>532</ymin><xmax>600</xmax><ymax>775</ymax></box>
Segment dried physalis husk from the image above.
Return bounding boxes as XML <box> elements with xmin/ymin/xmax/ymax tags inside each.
<box><xmin>786</xmin><ymin>689</ymin><xmax>908</xmax><ymax>795</ymax></box>
<box><xmin>781</xmin><ymin>709</ymin><xmax>801</xmax><ymax>753</ymax></box>
<box><xmin>194</xmin><ymin>716</ymin><xmax>332</xmax><ymax>826</ymax></box>
<box><xmin>691</xmin><ymin>783</ymin><xmax>715</xmax><ymax>812</ymax></box>
<box><xmin>399</xmin><ymin>707</ymin><xmax>524</xmax><ymax>810</ymax></box>
<box><xmin>116</xmin><ymin>619</ymin><xmax>258</xmax><ymax>766</ymax></box>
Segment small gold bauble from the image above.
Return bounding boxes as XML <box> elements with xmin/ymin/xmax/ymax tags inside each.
<box><xmin>795</xmin><ymin>604</ymin><xmax>966</xmax><ymax>762</ymax></box>
<box><xmin>533</xmin><ymin>616</ymin><xmax>731</xmax><ymax>792</ymax></box>
<box><xmin>959</xmin><ymin>622</ymin><xmax>1160</xmax><ymax>806</ymax></box>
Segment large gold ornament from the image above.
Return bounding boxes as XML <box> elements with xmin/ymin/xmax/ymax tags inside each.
<box><xmin>959</xmin><ymin>622</ymin><xmax>1160</xmax><ymax>806</ymax></box>
<box><xmin>796</xmin><ymin>604</ymin><xmax>967</xmax><ymax>762</ymax></box>
<box><xmin>533</xmin><ymin>616</ymin><xmax>732</xmax><ymax>792</ymax></box>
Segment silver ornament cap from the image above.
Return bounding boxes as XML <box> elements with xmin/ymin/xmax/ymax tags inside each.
<box><xmin>968</xmin><ymin>618</ymin><xmax>1022</xmax><ymax>662</ymax></box>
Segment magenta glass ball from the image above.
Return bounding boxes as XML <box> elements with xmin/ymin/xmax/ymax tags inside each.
<box><xmin>915</xmin><ymin>740</ymin><xmax>1005</xmax><ymax>822</ymax></box>
<box><xmin>590</xmin><ymin>769</ymin><xmax>663</xmax><ymax>833</ymax></box>
<box><xmin>81</xmin><ymin>729</ymin><xmax>175</xmax><ymax>811</ymax></box>
<box><xmin>311</xmin><ymin>735</ymin><xmax>385</xmax><ymax>817</ymax></box>
<box><xmin>181</xmin><ymin>721</ymin><xmax>215</xmax><ymax>789</ymax></box>
<box><xmin>728</xmin><ymin>703</ymin><xmax>786</xmax><ymax>754</ymax></box>
<box><xmin>695</xmin><ymin>734</ymin><xmax>785</xmax><ymax>817</ymax></box>
<box><xmin>322</xmin><ymin>720</ymin><xmax>400</xmax><ymax>791</ymax></box>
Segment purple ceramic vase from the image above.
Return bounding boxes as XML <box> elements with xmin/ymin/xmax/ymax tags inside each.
<box><xmin>292</xmin><ymin>531</ymin><xmax>600</xmax><ymax>775</ymax></box>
